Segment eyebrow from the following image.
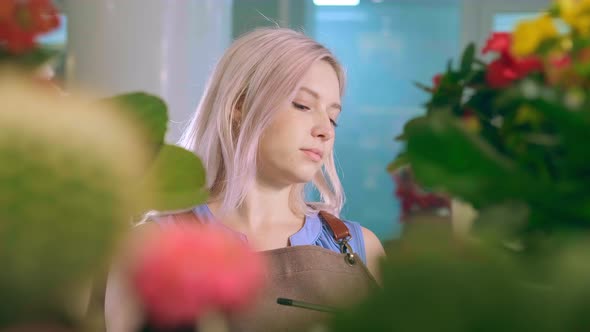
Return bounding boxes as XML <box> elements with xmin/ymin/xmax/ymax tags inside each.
<box><xmin>299</xmin><ymin>86</ymin><xmax>342</xmax><ymax>111</ymax></box>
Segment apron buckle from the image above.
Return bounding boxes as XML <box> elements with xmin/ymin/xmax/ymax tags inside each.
<box><xmin>339</xmin><ymin>238</ymin><xmax>356</xmax><ymax>266</ymax></box>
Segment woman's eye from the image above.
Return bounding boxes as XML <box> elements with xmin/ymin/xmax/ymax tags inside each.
<box><xmin>293</xmin><ymin>102</ymin><xmax>338</xmax><ymax>127</ymax></box>
<box><xmin>292</xmin><ymin>102</ymin><xmax>310</xmax><ymax>111</ymax></box>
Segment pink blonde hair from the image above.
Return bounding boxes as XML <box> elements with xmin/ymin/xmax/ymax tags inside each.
<box><xmin>178</xmin><ymin>28</ymin><xmax>346</xmax><ymax>217</ymax></box>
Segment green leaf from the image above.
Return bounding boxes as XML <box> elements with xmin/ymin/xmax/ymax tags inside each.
<box><xmin>460</xmin><ymin>43</ymin><xmax>476</xmax><ymax>74</ymax></box>
<box><xmin>446</xmin><ymin>58</ymin><xmax>454</xmax><ymax>74</ymax></box>
<box><xmin>332</xmin><ymin>225</ymin><xmax>554</xmax><ymax>332</ymax></box>
<box><xmin>473</xmin><ymin>202</ymin><xmax>531</xmax><ymax>244</ymax></box>
<box><xmin>573</xmin><ymin>61</ymin><xmax>590</xmax><ymax>76</ymax></box>
<box><xmin>414</xmin><ymin>81</ymin><xmax>434</xmax><ymax>93</ymax></box>
<box><xmin>399</xmin><ymin>115</ymin><xmax>428</xmax><ymax>139</ymax></box>
<box><xmin>428</xmin><ymin>74</ymin><xmax>464</xmax><ymax>109</ymax></box>
<box><xmin>529</xmin><ymin>99</ymin><xmax>590</xmax><ymax>173</ymax></box>
<box><xmin>548</xmin><ymin>2</ymin><xmax>560</xmax><ymax>17</ymax></box>
<box><xmin>394</xmin><ymin>131</ymin><xmax>407</xmax><ymax>141</ymax></box>
<box><xmin>404</xmin><ymin>111</ymin><xmax>534</xmax><ymax>207</ymax></box>
<box><xmin>139</xmin><ymin>144</ymin><xmax>208</xmax><ymax>213</ymax></box>
<box><xmin>0</xmin><ymin>47</ymin><xmax>60</xmax><ymax>69</ymax></box>
<box><xmin>464</xmin><ymin>69</ymin><xmax>485</xmax><ymax>85</ymax></box>
<box><xmin>474</xmin><ymin>59</ymin><xmax>488</xmax><ymax>67</ymax></box>
<box><xmin>536</xmin><ymin>37</ymin><xmax>562</xmax><ymax>55</ymax></box>
<box><xmin>102</xmin><ymin>93</ymin><xmax>168</xmax><ymax>154</ymax></box>
<box><xmin>387</xmin><ymin>152</ymin><xmax>409</xmax><ymax>172</ymax></box>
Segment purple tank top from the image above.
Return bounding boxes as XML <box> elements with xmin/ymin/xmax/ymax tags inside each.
<box><xmin>155</xmin><ymin>204</ymin><xmax>367</xmax><ymax>264</ymax></box>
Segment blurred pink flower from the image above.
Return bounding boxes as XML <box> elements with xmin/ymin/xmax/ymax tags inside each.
<box><xmin>130</xmin><ymin>223</ymin><xmax>266</xmax><ymax>328</ymax></box>
<box><xmin>392</xmin><ymin>167</ymin><xmax>450</xmax><ymax>221</ymax></box>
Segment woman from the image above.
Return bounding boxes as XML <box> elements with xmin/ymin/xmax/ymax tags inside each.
<box><xmin>106</xmin><ymin>27</ymin><xmax>385</xmax><ymax>332</ymax></box>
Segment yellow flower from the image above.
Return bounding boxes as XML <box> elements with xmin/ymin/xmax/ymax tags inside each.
<box><xmin>512</xmin><ymin>15</ymin><xmax>559</xmax><ymax>57</ymax></box>
<box><xmin>560</xmin><ymin>37</ymin><xmax>573</xmax><ymax>51</ymax></box>
<box><xmin>558</xmin><ymin>0</ymin><xmax>590</xmax><ymax>35</ymax></box>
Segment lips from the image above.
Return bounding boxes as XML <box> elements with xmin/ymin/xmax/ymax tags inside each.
<box><xmin>301</xmin><ymin>148</ymin><xmax>323</xmax><ymax>162</ymax></box>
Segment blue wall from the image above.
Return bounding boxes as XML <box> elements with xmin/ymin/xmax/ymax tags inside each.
<box><xmin>307</xmin><ymin>0</ymin><xmax>462</xmax><ymax>239</ymax></box>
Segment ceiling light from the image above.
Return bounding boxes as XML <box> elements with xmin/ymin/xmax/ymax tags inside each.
<box><xmin>313</xmin><ymin>0</ymin><xmax>360</xmax><ymax>6</ymax></box>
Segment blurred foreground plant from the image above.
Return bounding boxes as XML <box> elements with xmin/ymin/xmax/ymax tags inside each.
<box><xmin>335</xmin><ymin>1</ymin><xmax>590</xmax><ymax>331</ymax></box>
<box><xmin>0</xmin><ymin>75</ymin><xmax>208</xmax><ymax>329</ymax></box>
<box><xmin>128</xmin><ymin>224</ymin><xmax>266</xmax><ymax>331</ymax></box>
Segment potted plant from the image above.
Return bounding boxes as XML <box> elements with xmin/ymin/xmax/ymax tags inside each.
<box><xmin>331</xmin><ymin>1</ymin><xmax>590</xmax><ymax>330</ymax></box>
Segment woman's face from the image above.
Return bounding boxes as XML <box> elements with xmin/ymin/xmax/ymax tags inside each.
<box><xmin>257</xmin><ymin>60</ymin><xmax>341</xmax><ymax>187</ymax></box>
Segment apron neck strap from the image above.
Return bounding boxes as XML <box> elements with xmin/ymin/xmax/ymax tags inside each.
<box><xmin>318</xmin><ymin>210</ymin><xmax>351</xmax><ymax>242</ymax></box>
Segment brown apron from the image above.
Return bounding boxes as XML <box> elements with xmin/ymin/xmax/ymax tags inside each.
<box><xmin>161</xmin><ymin>211</ymin><xmax>378</xmax><ymax>331</ymax></box>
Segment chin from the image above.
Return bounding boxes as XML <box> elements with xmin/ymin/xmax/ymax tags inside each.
<box><xmin>286</xmin><ymin>168</ymin><xmax>320</xmax><ymax>184</ymax></box>
<box><xmin>270</xmin><ymin>160</ymin><xmax>322</xmax><ymax>185</ymax></box>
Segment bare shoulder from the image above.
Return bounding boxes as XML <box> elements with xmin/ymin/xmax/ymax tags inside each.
<box><xmin>361</xmin><ymin>226</ymin><xmax>386</xmax><ymax>284</ymax></box>
<box><xmin>104</xmin><ymin>221</ymin><xmax>159</xmax><ymax>331</ymax></box>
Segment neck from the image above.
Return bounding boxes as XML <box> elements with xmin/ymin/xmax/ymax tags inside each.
<box><xmin>209</xmin><ymin>178</ymin><xmax>303</xmax><ymax>230</ymax></box>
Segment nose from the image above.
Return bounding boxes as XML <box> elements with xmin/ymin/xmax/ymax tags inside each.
<box><xmin>311</xmin><ymin>112</ymin><xmax>334</xmax><ymax>141</ymax></box>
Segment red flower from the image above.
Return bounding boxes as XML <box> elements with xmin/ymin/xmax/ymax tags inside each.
<box><xmin>27</xmin><ymin>0</ymin><xmax>60</xmax><ymax>33</ymax></box>
<box><xmin>393</xmin><ymin>168</ymin><xmax>450</xmax><ymax>221</ymax></box>
<box><xmin>486</xmin><ymin>56</ymin><xmax>519</xmax><ymax>88</ymax></box>
<box><xmin>0</xmin><ymin>23</ymin><xmax>36</xmax><ymax>53</ymax></box>
<box><xmin>481</xmin><ymin>31</ymin><xmax>543</xmax><ymax>88</ymax></box>
<box><xmin>482</xmin><ymin>32</ymin><xmax>512</xmax><ymax>55</ymax></box>
<box><xmin>0</xmin><ymin>1</ymin><xmax>16</xmax><ymax>22</ymax></box>
<box><xmin>486</xmin><ymin>54</ymin><xmax>542</xmax><ymax>88</ymax></box>
<box><xmin>516</xmin><ymin>56</ymin><xmax>543</xmax><ymax>74</ymax></box>
<box><xmin>0</xmin><ymin>0</ymin><xmax>60</xmax><ymax>54</ymax></box>
<box><xmin>131</xmin><ymin>224</ymin><xmax>266</xmax><ymax>328</ymax></box>
<box><xmin>432</xmin><ymin>73</ymin><xmax>443</xmax><ymax>90</ymax></box>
